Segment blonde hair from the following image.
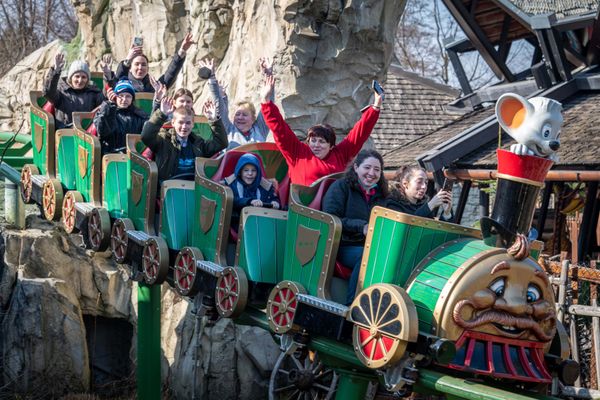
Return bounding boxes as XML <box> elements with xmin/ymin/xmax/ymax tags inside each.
<box><xmin>235</xmin><ymin>101</ymin><xmax>256</xmax><ymax>120</ymax></box>
<box><xmin>173</xmin><ymin>106</ymin><xmax>194</xmax><ymax>119</ymax></box>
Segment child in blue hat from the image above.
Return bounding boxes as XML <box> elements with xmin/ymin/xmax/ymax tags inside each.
<box><xmin>225</xmin><ymin>153</ymin><xmax>280</xmax><ymax>231</ymax></box>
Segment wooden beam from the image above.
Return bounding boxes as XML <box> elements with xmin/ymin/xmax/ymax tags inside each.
<box><xmin>498</xmin><ymin>14</ymin><xmax>513</xmax><ymax>62</ymax></box>
<box><xmin>455</xmin><ymin>180</ymin><xmax>471</xmax><ymax>224</ymax></box>
<box><xmin>442</xmin><ymin>0</ymin><xmax>515</xmax><ymax>81</ymax></box>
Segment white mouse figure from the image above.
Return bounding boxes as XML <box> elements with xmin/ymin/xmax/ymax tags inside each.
<box><xmin>495</xmin><ymin>93</ymin><xmax>563</xmax><ymax>162</ymax></box>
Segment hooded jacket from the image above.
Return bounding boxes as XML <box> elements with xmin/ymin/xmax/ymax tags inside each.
<box><xmin>322</xmin><ymin>178</ymin><xmax>386</xmax><ymax>246</ymax></box>
<box><xmin>42</xmin><ymin>67</ymin><xmax>105</xmax><ymax>129</ymax></box>
<box><xmin>226</xmin><ymin>154</ymin><xmax>279</xmax><ymax>212</ymax></box>
<box><xmin>94</xmin><ymin>101</ymin><xmax>148</xmax><ymax>154</ymax></box>
<box><xmin>385</xmin><ymin>193</ymin><xmax>453</xmax><ymax>222</ymax></box>
<box><xmin>141</xmin><ymin>109</ymin><xmax>228</xmax><ymax>183</ymax></box>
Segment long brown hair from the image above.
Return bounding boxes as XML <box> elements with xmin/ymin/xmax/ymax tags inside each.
<box><xmin>391</xmin><ymin>165</ymin><xmax>426</xmax><ymax>201</ymax></box>
<box><xmin>344</xmin><ymin>149</ymin><xmax>389</xmax><ymax>197</ymax></box>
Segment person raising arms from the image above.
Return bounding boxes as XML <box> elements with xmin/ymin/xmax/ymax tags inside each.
<box><xmin>386</xmin><ymin>165</ymin><xmax>453</xmax><ymax>221</ymax></box>
<box><xmin>259</xmin><ymin>75</ymin><xmax>383</xmax><ymax>186</ymax></box>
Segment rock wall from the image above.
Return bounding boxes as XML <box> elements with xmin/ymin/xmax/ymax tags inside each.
<box><xmin>0</xmin><ymin>0</ymin><xmax>406</xmax><ymax>136</ymax></box>
<box><xmin>0</xmin><ymin>216</ymin><xmax>279</xmax><ymax>399</ymax></box>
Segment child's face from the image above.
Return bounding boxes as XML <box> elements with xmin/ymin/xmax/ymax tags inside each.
<box><xmin>70</xmin><ymin>72</ymin><xmax>89</xmax><ymax>90</ymax></box>
<box><xmin>234</xmin><ymin>107</ymin><xmax>254</xmax><ymax>132</ymax></box>
<box><xmin>175</xmin><ymin>95</ymin><xmax>193</xmax><ymax>110</ymax></box>
<box><xmin>240</xmin><ymin>164</ymin><xmax>257</xmax><ymax>185</ymax></box>
<box><xmin>116</xmin><ymin>92</ymin><xmax>133</xmax><ymax>109</ymax></box>
<box><xmin>173</xmin><ymin>113</ymin><xmax>194</xmax><ymax>138</ymax></box>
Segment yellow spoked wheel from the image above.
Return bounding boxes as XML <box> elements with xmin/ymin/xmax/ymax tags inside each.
<box><xmin>87</xmin><ymin>207</ymin><xmax>111</xmax><ymax>251</ymax></box>
<box><xmin>42</xmin><ymin>178</ymin><xmax>63</xmax><ymax>221</ymax></box>
<box><xmin>266</xmin><ymin>281</ymin><xmax>306</xmax><ymax>334</ymax></box>
<box><xmin>174</xmin><ymin>247</ymin><xmax>203</xmax><ymax>297</ymax></box>
<box><xmin>20</xmin><ymin>164</ymin><xmax>39</xmax><ymax>204</ymax></box>
<box><xmin>142</xmin><ymin>236</ymin><xmax>170</xmax><ymax>285</ymax></box>
<box><xmin>111</xmin><ymin>218</ymin><xmax>133</xmax><ymax>264</ymax></box>
<box><xmin>348</xmin><ymin>284</ymin><xmax>418</xmax><ymax>369</ymax></box>
<box><xmin>215</xmin><ymin>267</ymin><xmax>248</xmax><ymax>318</ymax></box>
<box><xmin>61</xmin><ymin>190</ymin><xmax>83</xmax><ymax>233</ymax></box>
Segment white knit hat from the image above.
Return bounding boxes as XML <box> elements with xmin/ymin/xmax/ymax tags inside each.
<box><xmin>67</xmin><ymin>60</ymin><xmax>90</xmax><ymax>83</ymax></box>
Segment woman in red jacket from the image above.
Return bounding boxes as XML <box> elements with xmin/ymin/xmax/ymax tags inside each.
<box><xmin>259</xmin><ymin>75</ymin><xmax>383</xmax><ymax>186</ymax></box>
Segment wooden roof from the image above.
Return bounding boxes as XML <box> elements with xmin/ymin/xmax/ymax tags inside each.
<box><xmin>371</xmin><ymin>66</ymin><xmax>464</xmax><ymax>153</ymax></box>
<box><xmin>509</xmin><ymin>0</ymin><xmax>599</xmax><ymax>19</ymax></box>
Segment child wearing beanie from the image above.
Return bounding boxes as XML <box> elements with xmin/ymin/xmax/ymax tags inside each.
<box><xmin>93</xmin><ymin>79</ymin><xmax>148</xmax><ymax>155</ymax></box>
<box><xmin>42</xmin><ymin>52</ymin><xmax>104</xmax><ymax>129</ymax></box>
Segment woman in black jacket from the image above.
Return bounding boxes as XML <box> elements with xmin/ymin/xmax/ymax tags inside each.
<box><xmin>322</xmin><ymin>149</ymin><xmax>389</xmax><ymax>304</ymax></box>
<box><xmin>386</xmin><ymin>165</ymin><xmax>453</xmax><ymax>221</ymax></box>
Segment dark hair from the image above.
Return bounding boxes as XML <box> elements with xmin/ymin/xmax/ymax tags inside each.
<box><xmin>174</xmin><ymin>88</ymin><xmax>194</xmax><ymax>101</ymax></box>
<box><xmin>132</xmin><ymin>54</ymin><xmax>149</xmax><ymax>64</ymax></box>
<box><xmin>344</xmin><ymin>149</ymin><xmax>389</xmax><ymax>197</ymax></box>
<box><xmin>307</xmin><ymin>124</ymin><xmax>336</xmax><ymax>147</ymax></box>
<box><xmin>391</xmin><ymin>165</ymin><xmax>426</xmax><ymax>201</ymax></box>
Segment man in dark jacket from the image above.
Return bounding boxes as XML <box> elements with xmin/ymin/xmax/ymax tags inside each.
<box><xmin>141</xmin><ymin>97</ymin><xmax>228</xmax><ymax>185</ymax></box>
<box><xmin>43</xmin><ymin>53</ymin><xmax>104</xmax><ymax>129</ymax></box>
<box><xmin>94</xmin><ymin>80</ymin><xmax>148</xmax><ymax>155</ymax></box>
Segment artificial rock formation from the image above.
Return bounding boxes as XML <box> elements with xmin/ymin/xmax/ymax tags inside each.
<box><xmin>0</xmin><ymin>216</ymin><xmax>279</xmax><ymax>398</ymax></box>
<box><xmin>0</xmin><ymin>0</ymin><xmax>406</xmax><ymax>136</ymax></box>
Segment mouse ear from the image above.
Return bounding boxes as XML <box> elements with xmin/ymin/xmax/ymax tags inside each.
<box><xmin>496</xmin><ymin>93</ymin><xmax>534</xmax><ymax>135</ymax></box>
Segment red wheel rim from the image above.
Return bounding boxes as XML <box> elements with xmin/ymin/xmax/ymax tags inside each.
<box><xmin>88</xmin><ymin>211</ymin><xmax>102</xmax><ymax>249</ymax></box>
<box><xmin>271</xmin><ymin>287</ymin><xmax>297</xmax><ymax>329</ymax></box>
<box><xmin>42</xmin><ymin>181</ymin><xmax>55</xmax><ymax>219</ymax></box>
<box><xmin>216</xmin><ymin>271</ymin><xmax>238</xmax><ymax>313</ymax></box>
<box><xmin>175</xmin><ymin>251</ymin><xmax>196</xmax><ymax>292</ymax></box>
<box><xmin>21</xmin><ymin>167</ymin><xmax>32</xmax><ymax>202</ymax></box>
<box><xmin>111</xmin><ymin>222</ymin><xmax>128</xmax><ymax>262</ymax></box>
<box><xmin>63</xmin><ymin>193</ymin><xmax>77</xmax><ymax>232</ymax></box>
<box><xmin>357</xmin><ymin>327</ymin><xmax>398</xmax><ymax>363</ymax></box>
<box><xmin>143</xmin><ymin>241</ymin><xmax>160</xmax><ymax>281</ymax></box>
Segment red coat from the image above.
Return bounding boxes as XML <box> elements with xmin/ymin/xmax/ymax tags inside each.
<box><xmin>261</xmin><ymin>101</ymin><xmax>380</xmax><ymax>186</ymax></box>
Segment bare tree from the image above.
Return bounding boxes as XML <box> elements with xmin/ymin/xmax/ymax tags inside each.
<box><xmin>0</xmin><ymin>0</ymin><xmax>78</xmax><ymax>75</ymax></box>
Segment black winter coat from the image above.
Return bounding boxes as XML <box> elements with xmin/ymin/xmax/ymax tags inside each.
<box><xmin>42</xmin><ymin>68</ymin><xmax>104</xmax><ymax>129</ymax></box>
<box><xmin>115</xmin><ymin>52</ymin><xmax>185</xmax><ymax>92</ymax></box>
<box><xmin>93</xmin><ymin>101</ymin><xmax>149</xmax><ymax>154</ymax></box>
<box><xmin>141</xmin><ymin>110</ymin><xmax>228</xmax><ymax>183</ymax></box>
<box><xmin>385</xmin><ymin>195</ymin><xmax>453</xmax><ymax>222</ymax></box>
<box><xmin>322</xmin><ymin>179</ymin><xmax>386</xmax><ymax>246</ymax></box>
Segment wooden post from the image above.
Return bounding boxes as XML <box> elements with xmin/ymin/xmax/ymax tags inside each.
<box><xmin>557</xmin><ymin>260</ymin><xmax>569</xmax><ymax>323</ymax></box>
<box><xmin>591</xmin><ymin>260</ymin><xmax>600</xmax><ymax>389</ymax></box>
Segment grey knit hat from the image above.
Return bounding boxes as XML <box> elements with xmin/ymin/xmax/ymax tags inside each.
<box><xmin>67</xmin><ymin>60</ymin><xmax>91</xmax><ymax>83</ymax></box>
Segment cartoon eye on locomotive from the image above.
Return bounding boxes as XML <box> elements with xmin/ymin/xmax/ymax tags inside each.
<box><xmin>21</xmin><ymin>90</ymin><xmax>579</xmax><ymax>399</ymax></box>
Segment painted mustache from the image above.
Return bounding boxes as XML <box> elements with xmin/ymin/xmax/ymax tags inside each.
<box><xmin>453</xmin><ymin>299</ymin><xmax>555</xmax><ymax>342</ymax></box>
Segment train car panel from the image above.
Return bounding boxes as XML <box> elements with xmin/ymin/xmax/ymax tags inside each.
<box><xmin>134</xmin><ymin>93</ymin><xmax>155</xmax><ymax>115</ymax></box>
<box><xmin>30</xmin><ymin>91</ymin><xmax>55</xmax><ymax>176</ymax></box>
<box><xmin>192</xmin><ymin>115</ymin><xmax>213</xmax><ymax>141</ymax></box>
<box><xmin>90</xmin><ymin>72</ymin><xmax>103</xmax><ymax>92</ymax></box>
<box><xmin>159</xmin><ymin>180</ymin><xmax>195</xmax><ymax>250</ymax></box>
<box><xmin>358</xmin><ymin>207</ymin><xmax>482</xmax><ymax>290</ymax></box>
<box><xmin>235</xmin><ymin>207</ymin><xmax>288</xmax><ymax>283</ymax></box>
<box><xmin>126</xmin><ymin>135</ymin><xmax>157</xmax><ymax>234</ymax></box>
<box><xmin>55</xmin><ymin>129</ymin><xmax>78</xmax><ymax>190</ymax></box>
<box><xmin>73</xmin><ymin>128</ymin><xmax>101</xmax><ymax>204</ymax></box>
<box><xmin>102</xmin><ymin>154</ymin><xmax>129</xmax><ymax>218</ymax></box>
<box><xmin>282</xmin><ymin>181</ymin><xmax>342</xmax><ymax>299</ymax></box>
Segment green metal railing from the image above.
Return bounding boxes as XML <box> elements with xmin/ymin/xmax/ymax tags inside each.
<box><xmin>0</xmin><ymin>132</ymin><xmax>33</xmax><ymax>169</ymax></box>
<box><xmin>0</xmin><ymin>162</ymin><xmax>25</xmax><ymax>228</ymax></box>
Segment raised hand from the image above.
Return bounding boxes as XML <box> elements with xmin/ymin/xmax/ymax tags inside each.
<box><xmin>260</xmin><ymin>75</ymin><xmax>275</xmax><ymax>104</ymax></box>
<box><xmin>428</xmin><ymin>190</ymin><xmax>452</xmax><ymax>211</ymax></box>
<box><xmin>160</xmin><ymin>97</ymin><xmax>175</xmax><ymax>115</ymax></box>
<box><xmin>152</xmin><ymin>80</ymin><xmax>166</xmax><ymax>103</ymax></box>
<box><xmin>54</xmin><ymin>53</ymin><xmax>65</xmax><ymax>71</ymax></box>
<box><xmin>373</xmin><ymin>86</ymin><xmax>384</xmax><ymax>108</ymax></box>
<box><xmin>198</xmin><ymin>58</ymin><xmax>215</xmax><ymax>79</ymax></box>
<box><xmin>126</xmin><ymin>45</ymin><xmax>143</xmax><ymax>62</ymax></box>
<box><xmin>179</xmin><ymin>32</ymin><xmax>196</xmax><ymax>55</ymax></box>
<box><xmin>217</xmin><ymin>80</ymin><xmax>228</xmax><ymax>97</ymax></box>
<box><xmin>259</xmin><ymin>57</ymin><xmax>273</xmax><ymax>76</ymax></box>
<box><xmin>106</xmin><ymin>87</ymin><xmax>117</xmax><ymax>103</ymax></box>
<box><xmin>202</xmin><ymin>99</ymin><xmax>217</xmax><ymax>120</ymax></box>
<box><xmin>100</xmin><ymin>54</ymin><xmax>113</xmax><ymax>76</ymax></box>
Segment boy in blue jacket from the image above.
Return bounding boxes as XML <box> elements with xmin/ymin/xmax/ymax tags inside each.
<box><xmin>225</xmin><ymin>153</ymin><xmax>280</xmax><ymax>231</ymax></box>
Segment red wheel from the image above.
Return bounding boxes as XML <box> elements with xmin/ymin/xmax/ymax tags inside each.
<box><xmin>215</xmin><ymin>267</ymin><xmax>248</xmax><ymax>318</ymax></box>
<box><xmin>111</xmin><ymin>218</ymin><xmax>133</xmax><ymax>263</ymax></box>
<box><xmin>61</xmin><ymin>191</ymin><xmax>83</xmax><ymax>233</ymax></box>
<box><xmin>348</xmin><ymin>284</ymin><xmax>418</xmax><ymax>369</ymax></box>
<box><xmin>174</xmin><ymin>247</ymin><xmax>203</xmax><ymax>297</ymax></box>
<box><xmin>88</xmin><ymin>207</ymin><xmax>111</xmax><ymax>251</ymax></box>
<box><xmin>42</xmin><ymin>178</ymin><xmax>63</xmax><ymax>221</ymax></box>
<box><xmin>20</xmin><ymin>164</ymin><xmax>39</xmax><ymax>203</ymax></box>
<box><xmin>142</xmin><ymin>237</ymin><xmax>169</xmax><ymax>285</ymax></box>
<box><xmin>266</xmin><ymin>281</ymin><xmax>306</xmax><ymax>334</ymax></box>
